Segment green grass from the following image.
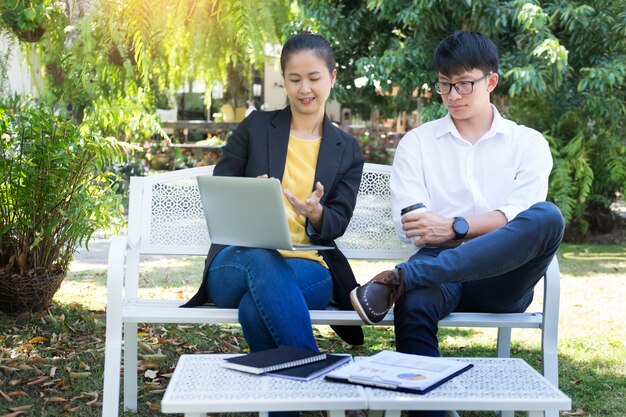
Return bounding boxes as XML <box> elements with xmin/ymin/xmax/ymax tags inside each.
<box><xmin>1</xmin><ymin>243</ymin><xmax>625</xmax><ymax>416</ymax></box>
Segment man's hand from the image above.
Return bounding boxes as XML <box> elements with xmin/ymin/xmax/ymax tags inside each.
<box><xmin>402</xmin><ymin>210</ymin><xmax>508</xmax><ymax>247</ymax></box>
<box><xmin>402</xmin><ymin>211</ymin><xmax>456</xmax><ymax>246</ymax></box>
<box><xmin>284</xmin><ymin>181</ymin><xmax>324</xmax><ymax>231</ymax></box>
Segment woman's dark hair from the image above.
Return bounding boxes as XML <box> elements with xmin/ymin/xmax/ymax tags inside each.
<box><xmin>280</xmin><ymin>33</ymin><xmax>336</xmax><ymax>75</ymax></box>
<box><xmin>434</xmin><ymin>30</ymin><xmax>499</xmax><ymax>77</ymax></box>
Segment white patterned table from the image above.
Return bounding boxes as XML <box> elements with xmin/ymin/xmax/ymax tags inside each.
<box><xmin>161</xmin><ymin>354</ymin><xmax>367</xmax><ymax>417</ymax></box>
<box><xmin>161</xmin><ymin>355</ymin><xmax>570</xmax><ymax>417</ymax></box>
<box><xmin>366</xmin><ymin>358</ymin><xmax>571</xmax><ymax>417</ymax></box>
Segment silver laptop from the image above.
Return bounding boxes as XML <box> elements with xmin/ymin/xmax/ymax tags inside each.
<box><xmin>197</xmin><ymin>175</ymin><xmax>333</xmax><ymax>251</ymax></box>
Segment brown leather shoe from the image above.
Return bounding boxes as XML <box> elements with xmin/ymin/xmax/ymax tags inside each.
<box><xmin>350</xmin><ymin>269</ymin><xmax>404</xmax><ymax>324</ymax></box>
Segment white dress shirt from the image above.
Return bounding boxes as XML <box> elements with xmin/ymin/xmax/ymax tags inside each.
<box><xmin>390</xmin><ymin>105</ymin><xmax>552</xmax><ymax>244</ymax></box>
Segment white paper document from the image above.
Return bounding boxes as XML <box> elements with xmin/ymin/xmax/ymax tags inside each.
<box><xmin>325</xmin><ymin>350</ymin><xmax>473</xmax><ymax>394</ymax></box>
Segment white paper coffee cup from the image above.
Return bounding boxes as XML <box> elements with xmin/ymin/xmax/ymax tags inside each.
<box><xmin>401</xmin><ymin>203</ymin><xmax>427</xmax><ymax>244</ymax></box>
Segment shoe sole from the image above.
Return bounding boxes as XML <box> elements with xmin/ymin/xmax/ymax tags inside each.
<box><xmin>350</xmin><ymin>288</ymin><xmax>378</xmax><ymax>325</ymax></box>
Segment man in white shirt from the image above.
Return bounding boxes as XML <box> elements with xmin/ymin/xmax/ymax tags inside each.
<box><xmin>351</xmin><ymin>31</ymin><xmax>565</xmax><ymax>411</ymax></box>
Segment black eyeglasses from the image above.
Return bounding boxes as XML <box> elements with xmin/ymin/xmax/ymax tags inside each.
<box><xmin>434</xmin><ymin>73</ymin><xmax>491</xmax><ymax>95</ymax></box>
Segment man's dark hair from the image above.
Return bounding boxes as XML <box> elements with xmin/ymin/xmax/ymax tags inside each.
<box><xmin>280</xmin><ymin>33</ymin><xmax>336</xmax><ymax>75</ymax></box>
<box><xmin>434</xmin><ymin>30</ymin><xmax>499</xmax><ymax>77</ymax></box>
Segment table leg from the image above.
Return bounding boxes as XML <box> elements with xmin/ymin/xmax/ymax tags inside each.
<box><xmin>259</xmin><ymin>412</ymin><xmax>269</xmax><ymax>417</ymax></box>
<box><xmin>328</xmin><ymin>410</ymin><xmax>344</xmax><ymax>417</ymax></box>
<box><xmin>183</xmin><ymin>413</ymin><xmax>205</xmax><ymax>417</ymax></box>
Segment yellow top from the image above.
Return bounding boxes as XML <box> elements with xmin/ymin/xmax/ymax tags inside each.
<box><xmin>278</xmin><ymin>135</ymin><xmax>327</xmax><ymax>267</ymax></box>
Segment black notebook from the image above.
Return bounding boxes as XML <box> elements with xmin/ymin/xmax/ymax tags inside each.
<box><xmin>325</xmin><ymin>350</ymin><xmax>473</xmax><ymax>394</ymax></box>
<box><xmin>220</xmin><ymin>346</ymin><xmax>326</xmax><ymax>375</ymax></box>
<box><xmin>267</xmin><ymin>354</ymin><xmax>352</xmax><ymax>381</ymax></box>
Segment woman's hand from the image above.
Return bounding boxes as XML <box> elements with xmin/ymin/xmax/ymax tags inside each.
<box><xmin>284</xmin><ymin>181</ymin><xmax>324</xmax><ymax>231</ymax></box>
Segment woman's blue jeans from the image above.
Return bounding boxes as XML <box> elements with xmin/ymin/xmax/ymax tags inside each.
<box><xmin>206</xmin><ymin>246</ymin><xmax>332</xmax><ymax>353</ymax></box>
<box><xmin>394</xmin><ymin>202</ymin><xmax>565</xmax><ymax>417</ymax></box>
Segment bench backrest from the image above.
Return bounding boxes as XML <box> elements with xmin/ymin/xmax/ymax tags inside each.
<box><xmin>127</xmin><ymin>163</ymin><xmax>413</xmax><ymax>260</ymax></box>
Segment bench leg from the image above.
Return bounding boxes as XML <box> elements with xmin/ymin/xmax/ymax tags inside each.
<box><xmin>102</xmin><ymin>302</ymin><xmax>123</xmax><ymax>417</ymax></box>
<box><xmin>123</xmin><ymin>322</ymin><xmax>139</xmax><ymax>411</ymax></box>
<box><xmin>497</xmin><ymin>327</ymin><xmax>512</xmax><ymax>358</ymax></box>
<box><xmin>542</xmin><ymin>329</ymin><xmax>559</xmax><ymax>387</ymax></box>
<box><xmin>497</xmin><ymin>328</ymin><xmax>513</xmax><ymax>417</ymax></box>
<box><xmin>447</xmin><ymin>411</ymin><xmax>460</xmax><ymax>417</ymax></box>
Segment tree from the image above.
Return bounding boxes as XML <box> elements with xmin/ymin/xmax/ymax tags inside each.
<box><xmin>2</xmin><ymin>0</ymin><xmax>291</xmax><ymax>139</ymax></box>
<box><xmin>300</xmin><ymin>0</ymin><xmax>626</xmax><ymax>238</ymax></box>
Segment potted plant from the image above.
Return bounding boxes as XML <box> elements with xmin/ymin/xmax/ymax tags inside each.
<box><xmin>0</xmin><ymin>0</ymin><xmax>64</xmax><ymax>43</ymax></box>
<box><xmin>155</xmin><ymin>89</ymin><xmax>178</xmax><ymax>122</ymax></box>
<box><xmin>0</xmin><ymin>98</ymin><xmax>127</xmax><ymax>314</ymax></box>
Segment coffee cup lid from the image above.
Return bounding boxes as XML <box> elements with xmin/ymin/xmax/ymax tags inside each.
<box><xmin>401</xmin><ymin>203</ymin><xmax>426</xmax><ymax>216</ymax></box>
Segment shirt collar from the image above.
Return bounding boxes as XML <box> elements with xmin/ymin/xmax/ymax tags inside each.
<box><xmin>434</xmin><ymin>104</ymin><xmax>512</xmax><ymax>141</ymax></box>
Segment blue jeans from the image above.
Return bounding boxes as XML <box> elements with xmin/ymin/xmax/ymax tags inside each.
<box><xmin>395</xmin><ymin>202</ymin><xmax>565</xmax><ymax>417</ymax></box>
<box><xmin>206</xmin><ymin>246</ymin><xmax>332</xmax><ymax>352</ymax></box>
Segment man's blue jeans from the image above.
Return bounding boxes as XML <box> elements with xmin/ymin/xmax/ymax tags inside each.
<box><xmin>394</xmin><ymin>202</ymin><xmax>565</xmax><ymax>417</ymax></box>
<box><xmin>206</xmin><ymin>246</ymin><xmax>332</xmax><ymax>353</ymax></box>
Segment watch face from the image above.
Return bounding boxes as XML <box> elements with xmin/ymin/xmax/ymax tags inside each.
<box><xmin>454</xmin><ymin>217</ymin><xmax>469</xmax><ymax>237</ymax></box>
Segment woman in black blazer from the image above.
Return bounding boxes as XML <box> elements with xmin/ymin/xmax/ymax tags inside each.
<box><xmin>183</xmin><ymin>33</ymin><xmax>365</xmax><ymax>350</ymax></box>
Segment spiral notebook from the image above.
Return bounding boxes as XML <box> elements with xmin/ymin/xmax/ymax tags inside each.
<box><xmin>267</xmin><ymin>353</ymin><xmax>352</xmax><ymax>381</ymax></box>
<box><xmin>220</xmin><ymin>346</ymin><xmax>327</xmax><ymax>375</ymax></box>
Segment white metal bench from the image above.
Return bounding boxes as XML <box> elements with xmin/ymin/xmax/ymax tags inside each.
<box><xmin>102</xmin><ymin>163</ymin><xmax>561</xmax><ymax>417</ymax></box>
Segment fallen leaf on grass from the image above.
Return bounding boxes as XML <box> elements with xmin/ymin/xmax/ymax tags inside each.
<box><xmin>144</xmin><ymin>369</ymin><xmax>158</xmax><ymax>379</ymax></box>
<box><xmin>0</xmin><ymin>411</ymin><xmax>27</xmax><ymax>417</ymax></box>
<box><xmin>46</xmin><ymin>397</ymin><xmax>69</xmax><ymax>403</ymax></box>
<box><xmin>67</xmin><ymin>404</ymin><xmax>84</xmax><ymax>413</ymax></box>
<box><xmin>0</xmin><ymin>389</ymin><xmax>12</xmax><ymax>402</ymax></box>
<box><xmin>26</xmin><ymin>376</ymin><xmax>51</xmax><ymax>385</ymax></box>
<box><xmin>139</xmin><ymin>361</ymin><xmax>160</xmax><ymax>370</ymax></box>
<box><xmin>6</xmin><ymin>406</ymin><xmax>32</xmax><ymax>412</ymax></box>
<box><xmin>42</xmin><ymin>378</ymin><xmax>60</xmax><ymax>387</ymax></box>
<box><xmin>69</xmin><ymin>372</ymin><xmax>91</xmax><ymax>379</ymax></box>
<box><xmin>141</xmin><ymin>354</ymin><xmax>167</xmax><ymax>360</ymax></box>
<box><xmin>568</xmin><ymin>377</ymin><xmax>583</xmax><ymax>387</ymax></box>
<box><xmin>81</xmin><ymin>392</ymin><xmax>99</xmax><ymax>406</ymax></box>
<box><xmin>562</xmin><ymin>409</ymin><xmax>586</xmax><ymax>416</ymax></box>
<box><xmin>139</xmin><ymin>342</ymin><xmax>155</xmax><ymax>353</ymax></box>
<box><xmin>149</xmin><ymin>389</ymin><xmax>166</xmax><ymax>395</ymax></box>
<box><xmin>146</xmin><ymin>401</ymin><xmax>161</xmax><ymax>411</ymax></box>
<box><xmin>5</xmin><ymin>391</ymin><xmax>28</xmax><ymax>399</ymax></box>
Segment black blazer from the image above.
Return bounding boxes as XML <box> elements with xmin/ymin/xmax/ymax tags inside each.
<box><xmin>182</xmin><ymin>107</ymin><xmax>365</xmax><ymax>346</ymax></box>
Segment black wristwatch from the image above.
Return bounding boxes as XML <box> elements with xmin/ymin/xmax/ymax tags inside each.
<box><xmin>452</xmin><ymin>217</ymin><xmax>469</xmax><ymax>240</ymax></box>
